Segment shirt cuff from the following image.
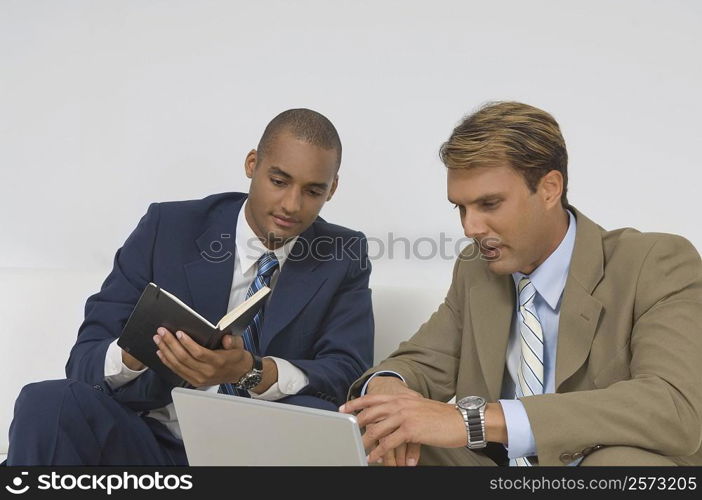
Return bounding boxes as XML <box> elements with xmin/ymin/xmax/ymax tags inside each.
<box><xmin>104</xmin><ymin>338</ymin><xmax>148</xmax><ymax>390</ymax></box>
<box><xmin>499</xmin><ymin>399</ymin><xmax>537</xmax><ymax>459</ymax></box>
<box><xmin>360</xmin><ymin>371</ymin><xmax>405</xmax><ymax>396</ymax></box>
<box><xmin>249</xmin><ymin>357</ymin><xmax>308</xmax><ymax>401</ymax></box>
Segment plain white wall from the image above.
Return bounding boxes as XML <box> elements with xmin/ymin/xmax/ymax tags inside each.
<box><xmin>1</xmin><ymin>0</ymin><xmax>701</xmax><ymax>379</ymax></box>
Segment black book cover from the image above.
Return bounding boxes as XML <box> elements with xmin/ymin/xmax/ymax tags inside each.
<box><xmin>117</xmin><ymin>283</ymin><xmax>269</xmax><ymax>386</ymax></box>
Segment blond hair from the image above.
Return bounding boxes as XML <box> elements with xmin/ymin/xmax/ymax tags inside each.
<box><xmin>439</xmin><ymin>101</ymin><xmax>569</xmax><ymax>206</ymax></box>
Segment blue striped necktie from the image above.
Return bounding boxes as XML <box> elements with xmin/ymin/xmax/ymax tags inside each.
<box><xmin>512</xmin><ymin>277</ymin><xmax>544</xmax><ymax>466</ymax></box>
<box><xmin>219</xmin><ymin>252</ymin><xmax>279</xmax><ymax>396</ymax></box>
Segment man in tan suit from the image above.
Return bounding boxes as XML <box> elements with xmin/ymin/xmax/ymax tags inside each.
<box><xmin>341</xmin><ymin>102</ymin><xmax>702</xmax><ymax>466</ymax></box>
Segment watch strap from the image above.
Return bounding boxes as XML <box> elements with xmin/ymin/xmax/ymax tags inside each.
<box><xmin>466</xmin><ymin>405</ymin><xmax>487</xmax><ymax>449</ymax></box>
<box><xmin>249</xmin><ymin>353</ymin><xmax>263</xmax><ymax>372</ymax></box>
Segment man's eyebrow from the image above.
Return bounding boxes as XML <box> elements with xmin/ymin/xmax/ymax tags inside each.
<box><xmin>307</xmin><ymin>182</ymin><xmax>329</xmax><ymax>190</ymax></box>
<box><xmin>268</xmin><ymin>166</ymin><xmax>292</xmax><ymax>179</ymax></box>
<box><xmin>473</xmin><ymin>194</ymin><xmax>503</xmax><ymax>203</ymax></box>
<box><xmin>269</xmin><ymin>166</ymin><xmax>329</xmax><ymax>190</ymax></box>
<box><xmin>450</xmin><ymin>194</ymin><xmax>503</xmax><ymax>205</ymax></box>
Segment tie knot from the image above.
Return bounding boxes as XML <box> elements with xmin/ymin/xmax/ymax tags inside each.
<box><xmin>257</xmin><ymin>252</ymin><xmax>279</xmax><ymax>279</ymax></box>
<box><xmin>518</xmin><ymin>277</ymin><xmax>536</xmax><ymax>307</ymax></box>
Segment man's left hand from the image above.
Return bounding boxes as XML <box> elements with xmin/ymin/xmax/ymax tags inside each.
<box><xmin>154</xmin><ymin>327</ymin><xmax>252</xmax><ymax>387</ymax></box>
<box><xmin>340</xmin><ymin>394</ymin><xmax>467</xmax><ymax>464</ymax></box>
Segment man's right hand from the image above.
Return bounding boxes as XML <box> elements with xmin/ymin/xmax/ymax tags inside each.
<box><xmin>122</xmin><ymin>350</ymin><xmax>146</xmax><ymax>371</ymax></box>
<box><xmin>364</xmin><ymin>375</ymin><xmax>423</xmax><ymax>466</ymax></box>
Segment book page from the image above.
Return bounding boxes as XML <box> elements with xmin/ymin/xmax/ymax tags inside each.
<box><xmin>216</xmin><ymin>286</ymin><xmax>271</xmax><ymax>330</ymax></box>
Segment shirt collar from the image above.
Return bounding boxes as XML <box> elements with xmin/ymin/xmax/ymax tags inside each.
<box><xmin>512</xmin><ymin>210</ymin><xmax>577</xmax><ymax>311</ymax></box>
<box><xmin>235</xmin><ymin>200</ymin><xmax>299</xmax><ymax>275</ymax></box>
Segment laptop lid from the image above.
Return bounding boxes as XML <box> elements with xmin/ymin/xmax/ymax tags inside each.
<box><xmin>171</xmin><ymin>388</ymin><xmax>367</xmax><ymax>466</ymax></box>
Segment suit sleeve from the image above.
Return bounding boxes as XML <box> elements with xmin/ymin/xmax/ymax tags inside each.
<box><xmin>347</xmin><ymin>251</ymin><xmax>467</xmax><ymax>403</ymax></box>
<box><xmin>65</xmin><ymin>203</ymin><xmax>176</xmax><ymax>411</ymax></box>
<box><xmin>286</xmin><ymin>232</ymin><xmax>375</xmax><ymax>408</ymax></box>
<box><xmin>520</xmin><ymin>235</ymin><xmax>702</xmax><ymax>465</ymax></box>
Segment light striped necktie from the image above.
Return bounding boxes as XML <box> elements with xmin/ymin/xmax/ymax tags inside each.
<box><xmin>513</xmin><ymin>277</ymin><xmax>544</xmax><ymax>466</ymax></box>
<box><xmin>219</xmin><ymin>252</ymin><xmax>279</xmax><ymax>396</ymax></box>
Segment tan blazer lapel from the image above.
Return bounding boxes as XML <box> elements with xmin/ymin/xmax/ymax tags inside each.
<box><xmin>555</xmin><ymin>208</ymin><xmax>605</xmax><ymax>391</ymax></box>
<box><xmin>470</xmin><ymin>274</ymin><xmax>515</xmax><ymax>401</ymax></box>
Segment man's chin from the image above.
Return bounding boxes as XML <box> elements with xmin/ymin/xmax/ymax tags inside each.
<box><xmin>485</xmin><ymin>258</ymin><xmax>514</xmax><ymax>276</ymax></box>
<box><xmin>262</xmin><ymin>227</ymin><xmax>299</xmax><ymax>248</ymax></box>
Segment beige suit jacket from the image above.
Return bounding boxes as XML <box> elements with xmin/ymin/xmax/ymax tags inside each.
<box><xmin>350</xmin><ymin>208</ymin><xmax>702</xmax><ymax>465</ymax></box>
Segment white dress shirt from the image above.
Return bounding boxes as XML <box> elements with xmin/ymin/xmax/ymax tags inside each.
<box><xmin>103</xmin><ymin>200</ymin><xmax>309</xmax><ymax>439</ymax></box>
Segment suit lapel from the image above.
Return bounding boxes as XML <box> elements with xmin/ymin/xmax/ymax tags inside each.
<box><xmin>470</xmin><ymin>274</ymin><xmax>515</xmax><ymax>401</ymax></box>
<box><xmin>555</xmin><ymin>208</ymin><xmax>605</xmax><ymax>391</ymax></box>
<box><xmin>259</xmin><ymin>224</ymin><xmax>327</xmax><ymax>354</ymax></box>
<box><xmin>183</xmin><ymin>197</ymin><xmax>243</xmax><ymax>325</ymax></box>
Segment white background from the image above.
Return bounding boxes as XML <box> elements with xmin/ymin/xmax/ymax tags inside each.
<box><xmin>2</xmin><ymin>0</ymin><xmax>701</xmax><ymax>286</ymax></box>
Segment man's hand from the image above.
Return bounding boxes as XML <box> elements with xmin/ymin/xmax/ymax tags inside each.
<box><xmin>122</xmin><ymin>350</ymin><xmax>145</xmax><ymax>371</ymax></box>
<box><xmin>153</xmin><ymin>327</ymin><xmax>252</xmax><ymax>387</ymax></box>
<box><xmin>340</xmin><ymin>393</ymin><xmax>466</xmax><ymax>464</ymax></box>
<box><xmin>362</xmin><ymin>376</ymin><xmax>424</xmax><ymax>466</ymax></box>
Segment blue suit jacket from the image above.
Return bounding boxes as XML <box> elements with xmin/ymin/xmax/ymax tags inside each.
<box><xmin>65</xmin><ymin>193</ymin><xmax>374</xmax><ymax>411</ymax></box>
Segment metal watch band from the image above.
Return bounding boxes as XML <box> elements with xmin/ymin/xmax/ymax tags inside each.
<box><xmin>466</xmin><ymin>405</ymin><xmax>487</xmax><ymax>449</ymax></box>
<box><xmin>456</xmin><ymin>406</ymin><xmax>471</xmax><ymax>446</ymax></box>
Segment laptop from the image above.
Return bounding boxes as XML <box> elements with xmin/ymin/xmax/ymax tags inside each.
<box><xmin>171</xmin><ymin>387</ymin><xmax>368</xmax><ymax>466</ymax></box>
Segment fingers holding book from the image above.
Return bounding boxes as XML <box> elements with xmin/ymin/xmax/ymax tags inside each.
<box><xmin>154</xmin><ymin>327</ymin><xmax>251</xmax><ymax>388</ymax></box>
<box><xmin>221</xmin><ymin>333</ymin><xmax>244</xmax><ymax>351</ymax></box>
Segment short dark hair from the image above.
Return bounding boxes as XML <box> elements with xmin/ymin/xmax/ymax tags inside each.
<box><xmin>257</xmin><ymin>108</ymin><xmax>342</xmax><ymax>168</ymax></box>
<box><xmin>439</xmin><ymin>101</ymin><xmax>569</xmax><ymax>207</ymax></box>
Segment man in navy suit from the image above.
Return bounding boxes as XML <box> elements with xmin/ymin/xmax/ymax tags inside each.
<box><xmin>7</xmin><ymin>108</ymin><xmax>374</xmax><ymax>465</ymax></box>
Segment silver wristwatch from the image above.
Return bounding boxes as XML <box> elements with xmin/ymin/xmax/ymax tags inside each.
<box><xmin>456</xmin><ymin>396</ymin><xmax>487</xmax><ymax>449</ymax></box>
<box><xmin>233</xmin><ymin>353</ymin><xmax>263</xmax><ymax>390</ymax></box>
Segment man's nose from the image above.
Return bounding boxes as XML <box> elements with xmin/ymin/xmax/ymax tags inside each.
<box><xmin>462</xmin><ymin>211</ymin><xmax>487</xmax><ymax>240</ymax></box>
<box><xmin>281</xmin><ymin>188</ymin><xmax>302</xmax><ymax>214</ymax></box>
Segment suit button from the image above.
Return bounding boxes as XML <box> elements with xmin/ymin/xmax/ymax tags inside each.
<box><xmin>572</xmin><ymin>452</ymin><xmax>584</xmax><ymax>460</ymax></box>
<box><xmin>93</xmin><ymin>384</ymin><xmax>103</xmax><ymax>392</ymax></box>
<box><xmin>559</xmin><ymin>453</ymin><xmax>573</xmax><ymax>464</ymax></box>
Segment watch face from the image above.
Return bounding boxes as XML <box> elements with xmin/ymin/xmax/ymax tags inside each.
<box><xmin>457</xmin><ymin>396</ymin><xmax>486</xmax><ymax>410</ymax></box>
<box><xmin>237</xmin><ymin>372</ymin><xmax>263</xmax><ymax>390</ymax></box>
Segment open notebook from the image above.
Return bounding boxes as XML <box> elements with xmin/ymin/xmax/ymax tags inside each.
<box><xmin>118</xmin><ymin>283</ymin><xmax>270</xmax><ymax>386</ymax></box>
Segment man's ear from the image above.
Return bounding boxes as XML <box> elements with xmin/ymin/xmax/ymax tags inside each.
<box><xmin>244</xmin><ymin>149</ymin><xmax>257</xmax><ymax>179</ymax></box>
<box><xmin>327</xmin><ymin>175</ymin><xmax>339</xmax><ymax>201</ymax></box>
<box><xmin>538</xmin><ymin>170</ymin><xmax>563</xmax><ymax>209</ymax></box>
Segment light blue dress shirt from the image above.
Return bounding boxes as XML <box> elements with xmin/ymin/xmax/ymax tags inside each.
<box><xmin>500</xmin><ymin>210</ymin><xmax>576</xmax><ymax>459</ymax></box>
<box><xmin>362</xmin><ymin>211</ymin><xmax>576</xmax><ymax>463</ymax></box>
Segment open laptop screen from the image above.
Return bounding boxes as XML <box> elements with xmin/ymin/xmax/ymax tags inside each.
<box><xmin>171</xmin><ymin>388</ymin><xmax>367</xmax><ymax>466</ymax></box>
